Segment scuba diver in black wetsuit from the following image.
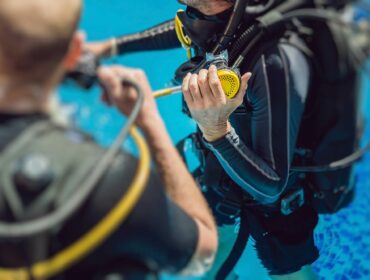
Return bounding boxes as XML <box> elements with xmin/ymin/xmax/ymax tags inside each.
<box><xmin>0</xmin><ymin>0</ymin><xmax>219</xmax><ymax>279</ymax></box>
<box><xmin>78</xmin><ymin>0</ymin><xmax>370</xmax><ymax>279</ymax></box>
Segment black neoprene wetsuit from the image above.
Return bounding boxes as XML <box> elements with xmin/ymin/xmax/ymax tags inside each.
<box><xmin>203</xmin><ymin>42</ymin><xmax>312</xmax><ymax>205</ymax></box>
<box><xmin>0</xmin><ymin>114</ymin><xmax>198</xmax><ymax>279</ymax></box>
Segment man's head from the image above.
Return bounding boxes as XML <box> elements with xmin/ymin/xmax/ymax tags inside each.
<box><xmin>178</xmin><ymin>0</ymin><xmax>235</xmax><ymax>15</ymax></box>
<box><xmin>0</xmin><ymin>0</ymin><xmax>82</xmax><ymax>89</ymax></box>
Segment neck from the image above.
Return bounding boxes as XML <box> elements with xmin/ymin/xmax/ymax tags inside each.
<box><xmin>0</xmin><ymin>82</ymin><xmax>52</xmax><ymax>115</ymax></box>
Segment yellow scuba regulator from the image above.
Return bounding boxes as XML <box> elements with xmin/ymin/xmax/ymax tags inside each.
<box><xmin>206</xmin><ymin>51</ymin><xmax>241</xmax><ymax>99</ymax></box>
<box><xmin>217</xmin><ymin>68</ymin><xmax>241</xmax><ymax>99</ymax></box>
<box><xmin>174</xmin><ymin>10</ymin><xmax>241</xmax><ymax>99</ymax></box>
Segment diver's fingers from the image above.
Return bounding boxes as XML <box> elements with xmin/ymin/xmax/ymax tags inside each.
<box><xmin>235</xmin><ymin>72</ymin><xmax>252</xmax><ymax>102</ymax></box>
<box><xmin>108</xmin><ymin>65</ymin><xmax>135</xmax><ymax>82</ymax></box>
<box><xmin>182</xmin><ymin>73</ymin><xmax>194</xmax><ymax>104</ymax></box>
<box><xmin>109</xmin><ymin>66</ymin><xmax>152</xmax><ymax>92</ymax></box>
<box><xmin>208</xmin><ymin>65</ymin><xmax>225</xmax><ymax>101</ymax></box>
<box><xmin>97</xmin><ymin>67</ymin><xmax>121</xmax><ymax>105</ymax></box>
<box><xmin>107</xmin><ymin>66</ymin><xmax>153</xmax><ymax>104</ymax></box>
<box><xmin>109</xmin><ymin>66</ymin><xmax>143</xmax><ymax>87</ymax></box>
<box><xmin>189</xmin><ymin>74</ymin><xmax>202</xmax><ymax>102</ymax></box>
<box><xmin>198</xmin><ymin>69</ymin><xmax>214</xmax><ymax>102</ymax></box>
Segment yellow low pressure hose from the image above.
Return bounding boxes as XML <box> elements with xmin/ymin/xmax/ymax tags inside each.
<box><xmin>0</xmin><ymin>127</ymin><xmax>151</xmax><ymax>280</ymax></box>
<box><xmin>153</xmin><ymin>86</ymin><xmax>182</xmax><ymax>98</ymax></box>
<box><xmin>152</xmin><ymin>73</ymin><xmax>241</xmax><ymax>100</ymax></box>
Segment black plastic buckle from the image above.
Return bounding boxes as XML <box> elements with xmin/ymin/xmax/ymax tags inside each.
<box><xmin>215</xmin><ymin>200</ymin><xmax>241</xmax><ymax>219</ymax></box>
<box><xmin>280</xmin><ymin>189</ymin><xmax>305</xmax><ymax>216</ymax></box>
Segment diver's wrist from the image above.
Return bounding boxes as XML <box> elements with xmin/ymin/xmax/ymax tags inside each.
<box><xmin>201</xmin><ymin>121</ymin><xmax>231</xmax><ymax>142</ymax></box>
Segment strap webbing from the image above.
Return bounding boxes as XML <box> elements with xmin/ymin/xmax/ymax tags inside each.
<box><xmin>216</xmin><ymin>209</ymin><xmax>250</xmax><ymax>280</ymax></box>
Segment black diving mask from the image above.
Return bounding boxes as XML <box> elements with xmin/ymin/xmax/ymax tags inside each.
<box><xmin>176</xmin><ymin>6</ymin><xmax>233</xmax><ymax>52</ymax></box>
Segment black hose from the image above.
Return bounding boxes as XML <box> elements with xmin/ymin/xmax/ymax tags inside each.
<box><xmin>0</xmin><ymin>79</ymin><xmax>144</xmax><ymax>239</ymax></box>
<box><xmin>291</xmin><ymin>142</ymin><xmax>370</xmax><ymax>172</ymax></box>
<box><xmin>271</xmin><ymin>9</ymin><xmax>369</xmax><ymax>31</ymax></box>
<box><xmin>232</xmin><ymin>8</ymin><xmax>370</xmax><ymax>67</ymax></box>
<box><xmin>229</xmin><ymin>7</ymin><xmax>370</xmax><ymax>172</ymax></box>
<box><xmin>232</xmin><ymin>31</ymin><xmax>265</xmax><ymax>68</ymax></box>
<box><xmin>213</xmin><ymin>0</ymin><xmax>250</xmax><ymax>53</ymax></box>
<box><xmin>245</xmin><ymin>0</ymin><xmax>276</xmax><ymax>16</ymax></box>
<box><xmin>229</xmin><ymin>24</ymin><xmax>259</xmax><ymax>62</ymax></box>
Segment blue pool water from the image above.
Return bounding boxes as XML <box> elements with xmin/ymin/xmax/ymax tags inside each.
<box><xmin>59</xmin><ymin>1</ymin><xmax>370</xmax><ymax>279</ymax></box>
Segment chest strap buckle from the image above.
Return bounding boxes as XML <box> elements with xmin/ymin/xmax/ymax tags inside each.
<box><xmin>215</xmin><ymin>199</ymin><xmax>241</xmax><ymax>219</ymax></box>
<box><xmin>280</xmin><ymin>188</ymin><xmax>305</xmax><ymax>216</ymax></box>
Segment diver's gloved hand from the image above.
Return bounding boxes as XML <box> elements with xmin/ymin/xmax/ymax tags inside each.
<box><xmin>97</xmin><ymin>66</ymin><xmax>162</xmax><ymax>129</ymax></box>
<box><xmin>182</xmin><ymin>65</ymin><xmax>252</xmax><ymax>142</ymax></box>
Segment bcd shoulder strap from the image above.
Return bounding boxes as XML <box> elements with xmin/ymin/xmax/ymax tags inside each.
<box><xmin>0</xmin><ymin>121</ymin><xmax>103</xmax><ymax>266</ymax></box>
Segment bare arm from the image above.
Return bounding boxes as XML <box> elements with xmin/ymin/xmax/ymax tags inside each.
<box><xmin>142</xmin><ymin>116</ymin><xmax>218</xmax><ymax>274</ymax></box>
<box><xmin>97</xmin><ymin>66</ymin><xmax>218</xmax><ymax>275</ymax></box>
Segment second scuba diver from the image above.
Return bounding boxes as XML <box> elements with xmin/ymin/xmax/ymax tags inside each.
<box><xmin>82</xmin><ymin>0</ymin><xmax>370</xmax><ymax>279</ymax></box>
<box><xmin>0</xmin><ymin>0</ymin><xmax>219</xmax><ymax>279</ymax></box>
